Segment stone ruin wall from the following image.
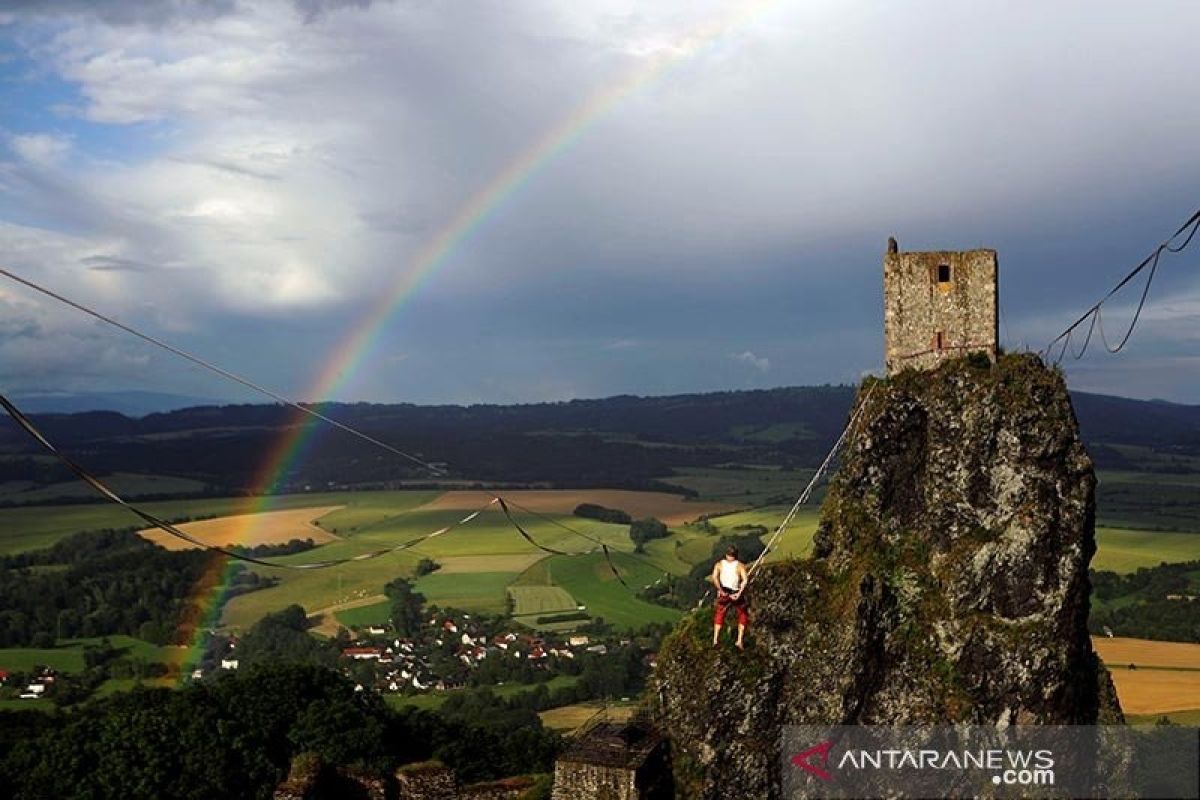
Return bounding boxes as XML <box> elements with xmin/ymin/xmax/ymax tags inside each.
<box><xmin>552</xmin><ymin>760</ymin><xmax>640</xmax><ymax>800</ymax></box>
<box><xmin>884</xmin><ymin>248</ymin><xmax>998</xmax><ymax>374</ymax></box>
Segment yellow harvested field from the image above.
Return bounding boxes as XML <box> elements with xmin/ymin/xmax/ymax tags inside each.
<box><xmin>420</xmin><ymin>490</ymin><xmax>732</xmax><ymax>526</ymax></box>
<box><xmin>435</xmin><ymin>554</ymin><xmax>547</xmax><ymax>574</ymax></box>
<box><xmin>1104</xmin><ymin>669</ymin><xmax>1200</xmax><ymax>715</ymax></box>
<box><xmin>1093</xmin><ymin>637</ymin><xmax>1200</xmax><ymax>671</ymax></box>
<box><xmin>138</xmin><ymin>506</ymin><xmax>343</xmax><ymax>551</ymax></box>
<box><xmin>539</xmin><ymin>703</ymin><xmax>637</xmax><ymax>733</ymax></box>
<box><xmin>1093</xmin><ymin>637</ymin><xmax>1200</xmax><ymax>715</ymax></box>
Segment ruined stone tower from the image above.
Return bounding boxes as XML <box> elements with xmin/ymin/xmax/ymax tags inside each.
<box><xmin>883</xmin><ymin>239</ymin><xmax>998</xmax><ymax>374</ymax></box>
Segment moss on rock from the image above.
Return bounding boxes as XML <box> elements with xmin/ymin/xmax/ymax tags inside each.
<box><xmin>652</xmin><ymin>353</ymin><xmax>1121</xmax><ymax>799</ymax></box>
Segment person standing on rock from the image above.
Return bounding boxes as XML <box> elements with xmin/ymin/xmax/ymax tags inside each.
<box><xmin>712</xmin><ymin>546</ymin><xmax>749</xmax><ymax>649</ymax></box>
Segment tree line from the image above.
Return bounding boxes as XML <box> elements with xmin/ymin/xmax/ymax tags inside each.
<box><xmin>0</xmin><ymin>663</ymin><xmax>561</xmax><ymax>799</ymax></box>
<box><xmin>0</xmin><ymin>529</ymin><xmax>275</xmax><ymax>648</ymax></box>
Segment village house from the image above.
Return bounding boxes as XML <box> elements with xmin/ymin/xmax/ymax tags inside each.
<box><xmin>343</xmin><ymin>647</ymin><xmax>382</xmax><ymax>660</ymax></box>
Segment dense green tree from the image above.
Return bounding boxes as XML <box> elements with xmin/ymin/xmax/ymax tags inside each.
<box><xmin>629</xmin><ymin>517</ymin><xmax>669</xmax><ymax>553</ymax></box>
<box><xmin>384</xmin><ymin>578</ymin><xmax>425</xmax><ymax>637</ymax></box>
<box><xmin>236</xmin><ymin>605</ymin><xmax>337</xmax><ymax>668</ymax></box>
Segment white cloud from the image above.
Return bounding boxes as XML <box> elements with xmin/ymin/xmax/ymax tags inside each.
<box><xmin>1</xmin><ymin>1</ymin><xmax>1199</xmax><ymax>400</ymax></box>
<box><xmin>733</xmin><ymin>350</ymin><xmax>770</xmax><ymax>373</ymax></box>
<box><xmin>9</xmin><ymin>133</ymin><xmax>72</xmax><ymax>166</ymax></box>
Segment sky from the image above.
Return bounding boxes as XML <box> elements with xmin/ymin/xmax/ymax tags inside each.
<box><xmin>0</xmin><ymin>0</ymin><xmax>1198</xmax><ymax>406</ymax></box>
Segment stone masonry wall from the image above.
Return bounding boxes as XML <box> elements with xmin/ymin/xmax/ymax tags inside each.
<box><xmin>884</xmin><ymin>248</ymin><xmax>998</xmax><ymax>374</ymax></box>
<box><xmin>552</xmin><ymin>761</ymin><xmax>638</xmax><ymax>800</ymax></box>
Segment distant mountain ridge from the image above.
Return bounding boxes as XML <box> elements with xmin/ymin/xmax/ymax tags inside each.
<box><xmin>0</xmin><ymin>383</ymin><xmax>1196</xmax><ymax>495</ymax></box>
<box><xmin>11</xmin><ymin>390</ymin><xmax>235</xmax><ymax>417</ymax></box>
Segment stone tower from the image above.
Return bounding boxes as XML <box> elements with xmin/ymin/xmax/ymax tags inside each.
<box><xmin>883</xmin><ymin>239</ymin><xmax>998</xmax><ymax>374</ymax></box>
<box><xmin>552</xmin><ymin>719</ymin><xmax>671</xmax><ymax>800</ymax></box>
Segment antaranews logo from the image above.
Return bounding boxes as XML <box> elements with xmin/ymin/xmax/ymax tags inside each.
<box><xmin>784</xmin><ymin>725</ymin><xmax>1200</xmax><ymax>800</ymax></box>
<box><xmin>790</xmin><ymin>741</ymin><xmax>835</xmax><ymax>782</ymax></box>
<box><xmin>789</xmin><ymin>736</ymin><xmax>1056</xmax><ymax>791</ymax></box>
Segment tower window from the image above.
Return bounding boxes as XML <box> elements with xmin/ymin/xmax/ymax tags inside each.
<box><xmin>935</xmin><ymin>331</ymin><xmax>945</xmax><ymax>351</ymax></box>
<box><xmin>937</xmin><ymin>264</ymin><xmax>951</xmax><ymax>283</ymax></box>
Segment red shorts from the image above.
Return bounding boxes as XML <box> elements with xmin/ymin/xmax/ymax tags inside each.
<box><xmin>715</xmin><ymin>591</ymin><xmax>749</xmax><ymax>627</ymax></box>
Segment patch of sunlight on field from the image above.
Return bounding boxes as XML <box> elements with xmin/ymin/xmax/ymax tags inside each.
<box><xmin>1093</xmin><ymin>637</ymin><xmax>1200</xmax><ymax>671</ymax></box>
<box><xmin>1094</xmin><ymin>636</ymin><xmax>1200</xmax><ymax>716</ymax></box>
<box><xmin>436</xmin><ymin>554</ymin><xmax>546</xmax><ymax>574</ymax></box>
<box><xmin>1093</xmin><ymin>528</ymin><xmax>1200</xmax><ymax>573</ymax></box>
<box><xmin>1104</xmin><ymin>668</ymin><xmax>1200</xmax><ymax>715</ymax></box>
<box><xmin>310</xmin><ymin>491</ymin><xmax>443</xmax><ymax>536</ymax></box>
<box><xmin>138</xmin><ymin>506</ymin><xmax>343</xmax><ymax>550</ymax></box>
<box><xmin>638</xmin><ymin>534</ymin><xmax>701</xmax><ymax>575</ymax></box>
<box><xmin>222</xmin><ymin>546</ymin><xmax>422</xmax><ymax>630</ymax></box>
<box><xmin>509</xmin><ymin>586</ymin><xmax>578</xmax><ymax>616</ymax></box>
<box><xmin>546</xmin><ymin>552</ymin><xmax>680</xmax><ymax>630</ymax></box>
<box><xmin>334</xmin><ymin>600</ymin><xmax>392</xmax><ymax>629</ymax></box>
<box><xmin>540</xmin><ymin>702</ymin><xmax>636</xmax><ymax>732</ymax></box>
<box><xmin>413</xmin><ymin>571</ymin><xmax>516</xmax><ymax>614</ymax></box>
<box><xmin>0</xmin><ymin>491</ymin><xmax>375</xmax><ymax>555</ymax></box>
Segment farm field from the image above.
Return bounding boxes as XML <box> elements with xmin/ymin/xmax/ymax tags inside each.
<box><xmin>0</xmin><ymin>490</ymin><xmax>360</xmax><ymax>555</ymax></box>
<box><xmin>8</xmin><ymin>486</ymin><xmax>1200</xmax><ymax>641</ymax></box>
<box><xmin>383</xmin><ymin>674</ymin><xmax>581</xmax><ymax>712</ymax></box>
<box><xmin>664</xmin><ymin>466</ymin><xmax>821</xmax><ymax>506</ymax></box>
<box><xmin>539</xmin><ymin>701</ymin><xmax>637</xmax><ymax>732</ymax></box>
<box><xmin>509</xmin><ymin>586</ymin><xmax>579</xmax><ymax>617</ymax></box>
<box><xmin>0</xmin><ymin>472</ymin><xmax>209</xmax><ymax>505</ymax></box>
<box><xmin>222</xmin><ymin>489</ymin><xmax>700</xmax><ymax>630</ymax></box>
<box><xmin>539</xmin><ymin>552</ymin><xmax>681</xmax><ymax>630</ymax></box>
<box><xmin>1092</xmin><ymin>528</ymin><xmax>1200</xmax><ymax>572</ymax></box>
<box><xmin>418</xmin><ymin>489</ymin><xmax>732</xmax><ymax>526</ymax></box>
<box><xmin>0</xmin><ymin>635</ymin><xmax>177</xmax><ymax>674</ymax></box>
<box><xmin>1093</xmin><ymin>636</ymin><xmax>1200</xmax><ymax>716</ymax></box>
<box><xmin>138</xmin><ymin>505</ymin><xmax>343</xmax><ymax>550</ymax></box>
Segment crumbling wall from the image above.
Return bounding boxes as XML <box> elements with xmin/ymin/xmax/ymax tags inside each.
<box><xmin>884</xmin><ymin>247</ymin><xmax>998</xmax><ymax>373</ymax></box>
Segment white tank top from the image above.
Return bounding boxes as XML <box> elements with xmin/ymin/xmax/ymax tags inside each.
<box><xmin>719</xmin><ymin>559</ymin><xmax>742</xmax><ymax>591</ymax></box>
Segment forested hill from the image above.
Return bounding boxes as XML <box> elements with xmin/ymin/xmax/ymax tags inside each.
<box><xmin>0</xmin><ymin>383</ymin><xmax>1197</xmax><ymax>497</ymax></box>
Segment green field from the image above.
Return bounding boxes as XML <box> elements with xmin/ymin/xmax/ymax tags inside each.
<box><xmin>1093</xmin><ymin>528</ymin><xmax>1200</xmax><ymax>573</ymax></box>
<box><xmin>1096</xmin><ymin>470</ymin><xmax>1200</xmax><ymax>531</ymax></box>
<box><xmin>0</xmin><ymin>636</ymin><xmax>175</xmax><ymax>674</ymax></box>
<box><xmin>334</xmin><ymin>600</ymin><xmax>392</xmax><ymax>629</ymax></box>
<box><xmin>0</xmin><ymin>472</ymin><xmax>210</xmax><ymax>506</ymax></box>
<box><xmin>383</xmin><ymin>674</ymin><xmax>581</xmax><ymax>712</ymax></box>
<box><xmin>413</xmin><ymin>571</ymin><xmax>516</xmax><ymax>614</ymax></box>
<box><xmin>664</xmin><ymin>466</ymin><xmax>823</xmax><ymax>506</ymax></box>
<box><xmin>541</xmin><ymin>552</ymin><xmax>681</xmax><ymax>630</ymax></box>
<box><xmin>225</xmin><ymin>499</ymin><xmax>646</xmax><ymax>629</ymax></box>
<box><xmin>508</xmin><ymin>586</ymin><xmax>578</xmax><ymax>617</ymax></box>
<box><xmin>7</xmin><ymin>484</ymin><xmax>1200</xmax><ymax>642</ymax></box>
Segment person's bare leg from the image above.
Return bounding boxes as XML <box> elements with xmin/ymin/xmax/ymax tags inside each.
<box><xmin>713</xmin><ymin>624</ymin><xmax>723</xmax><ymax>646</ymax></box>
<box><xmin>735</xmin><ymin>624</ymin><xmax>745</xmax><ymax>649</ymax></box>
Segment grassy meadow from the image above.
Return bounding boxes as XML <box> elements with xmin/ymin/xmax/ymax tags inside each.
<box><xmin>3</xmin><ymin>470</ymin><xmax>1199</xmax><ymax>644</ymax></box>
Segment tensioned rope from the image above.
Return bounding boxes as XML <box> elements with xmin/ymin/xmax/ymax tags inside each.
<box><xmin>496</xmin><ymin>498</ymin><xmax>631</xmax><ymax>588</ymax></box>
<box><xmin>743</xmin><ymin>382</ymin><xmax>877</xmax><ymax>585</ymax></box>
<box><xmin>1042</xmin><ymin>208</ymin><xmax>1200</xmax><ymax>363</ymax></box>
<box><xmin>0</xmin><ymin>268</ymin><xmax>446</xmax><ymax>475</ymax></box>
<box><xmin>691</xmin><ymin>382</ymin><xmax>878</xmax><ymax>609</ymax></box>
<box><xmin>0</xmin><ymin>391</ymin><xmax>491</xmax><ymax>569</ymax></box>
<box><xmin>0</xmin><ymin>267</ymin><xmax>872</xmax><ymax>588</ymax></box>
<box><xmin>0</xmin><ymin>268</ymin><xmax>670</xmax><ymax>585</ymax></box>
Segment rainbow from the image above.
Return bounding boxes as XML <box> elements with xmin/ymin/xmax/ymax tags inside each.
<box><xmin>172</xmin><ymin>0</ymin><xmax>774</xmax><ymax>680</ymax></box>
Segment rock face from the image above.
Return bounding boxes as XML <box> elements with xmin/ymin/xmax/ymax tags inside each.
<box><xmin>653</xmin><ymin>354</ymin><xmax>1122</xmax><ymax>799</ymax></box>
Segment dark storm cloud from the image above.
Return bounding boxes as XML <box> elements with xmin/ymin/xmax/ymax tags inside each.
<box><xmin>0</xmin><ymin>1</ymin><xmax>1198</xmax><ymax>403</ymax></box>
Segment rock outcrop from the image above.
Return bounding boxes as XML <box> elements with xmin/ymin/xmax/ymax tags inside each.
<box><xmin>653</xmin><ymin>354</ymin><xmax>1122</xmax><ymax>799</ymax></box>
